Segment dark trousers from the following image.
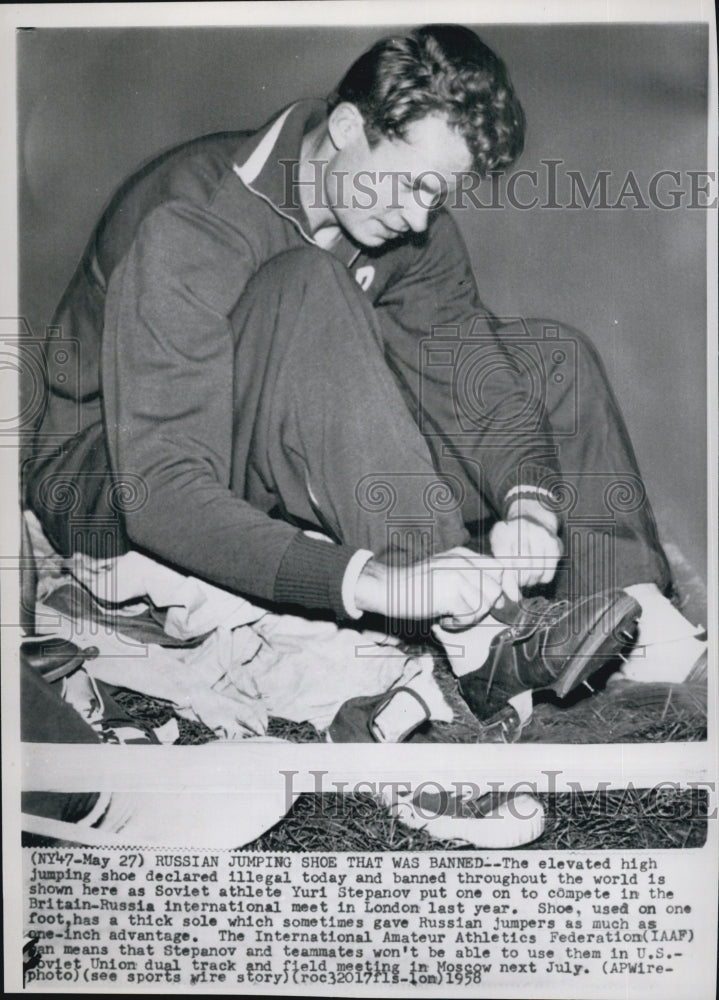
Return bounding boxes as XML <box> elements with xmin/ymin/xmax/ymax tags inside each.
<box><xmin>229</xmin><ymin>247</ymin><xmax>672</xmax><ymax>598</ymax></box>
<box><xmin>27</xmin><ymin>246</ymin><xmax>672</xmax><ymax>598</ymax></box>
<box><xmin>21</xmin><ymin>247</ymin><xmax>673</xmax><ymax>815</ymax></box>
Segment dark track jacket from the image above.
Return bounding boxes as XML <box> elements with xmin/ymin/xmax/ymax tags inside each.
<box><xmin>27</xmin><ymin>101</ymin><xmax>558</xmax><ymax>617</ymax></box>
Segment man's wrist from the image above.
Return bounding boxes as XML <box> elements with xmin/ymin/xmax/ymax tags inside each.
<box><xmin>341</xmin><ymin>549</ymin><xmax>375</xmax><ymax>618</ymax></box>
<box><xmin>353</xmin><ymin>557</ymin><xmax>390</xmax><ymax>616</ymax></box>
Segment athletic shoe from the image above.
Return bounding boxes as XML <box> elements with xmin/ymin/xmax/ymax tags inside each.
<box><xmin>459</xmin><ymin>589</ymin><xmax>640</xmax><ymax>723</ymax></box>
<box><xmin>20</xmin><ymin>635</ymin><xmax>98</xmax><ymax>683</ymax></box>
<box><xmin>327</xmin><ymin>686</ymin><xmax>431</xmax><ymax>743</ymax></box>
<box><xmin>383</xmin><ymin>786</ymin><xmax>545</xmax><ymax>848</ymax></box>
<box><xmin>22</xmin><ymin>786</ymin><xmax>291</xmax><ymax>848</ymax></box>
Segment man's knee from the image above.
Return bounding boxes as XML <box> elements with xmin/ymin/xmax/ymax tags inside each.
<box><xmin>229</xmin><ymin>244</ymin><xmax>385</xmax><ymax>386</ymax></box>
<box><xmin>252</xmin><ymin>245</ymin><xmax>358</xmax><ymax>293</ymax></box>
<box><xmin>232</xmin><ymin>246</ymin><xmax>372</xmax><ymax>342</ymax></box>
<box><xmin>522</xmin><ymin>318</ymin><xmax>609</xmax><ymax>386</ymax></box>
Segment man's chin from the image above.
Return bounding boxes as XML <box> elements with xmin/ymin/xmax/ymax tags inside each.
<box><xmin>354</xmin><ymin>228</ymin><xmax>400</xmax><ymax>249</ymax></box>
<box><xmin>340</xmin><ymin>218</ymin><xmax>405</xmax><ymax>249</ymax></box>
<box><xmin>361</xmin><ymin>234</ymin><xmax>389</xmax><ymax>248</ymax></box>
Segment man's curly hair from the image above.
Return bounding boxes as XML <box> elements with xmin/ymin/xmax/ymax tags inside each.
<box><xmin>328</xmin><ymin>24</ymin><xmax>525</xmax><ymax>176</ymax></box>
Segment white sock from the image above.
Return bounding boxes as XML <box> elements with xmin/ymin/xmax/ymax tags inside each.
<box><xmin>372</xmin><ymin>690</ymin><xmax>427</xmax><ymax>741</ymax></box>
<box><xmin>507</xmin><ymin>689</ymin><xmax>534</xmax><ymax>725</ymax></box>
<box><xmin>620</xmin><ymin>584</ymin><xmax>706</xmax><ymax>683</ymax></box>
<box><xmin>372</xmin><ymin>658</ymin><xmax>452</xmax><ymax>740</ymax></box>
<box><xmin>624</xmin><ymin>583</ymin><xmax>704</xmax><ymax>645</ymax></box>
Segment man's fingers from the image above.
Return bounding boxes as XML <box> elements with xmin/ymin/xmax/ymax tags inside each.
<box><xmin>500</xmin><ymin>568</ymin><xmax>521</xmax><ymax>604</ymax></box>
<box><xmin>434</xmin><ymin>570</ymin><xmax>503</xmax><ymax>626</ymax></box>
<box><xmin>437</xmin><ymin>610</ymin><xmax>479</xmax><ymax>629</ymax></box>
<box><xmin>490</xmin><ymin>517</ymin><xmax>562</xmax><ymax>592</ymax></box>
<box><xmin>539</xmin><ymin>556</ymin><xmax>560</xmax><ymax>585</ymax></box>
<box><xmin>488</xmin><ymin>521</ymin><xmax>512</xmax><ymax>558</ymax></box>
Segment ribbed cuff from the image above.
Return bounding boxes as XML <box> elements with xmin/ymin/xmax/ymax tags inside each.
<box><xmin>273</xmin><ymin>532</ymin><xmax>357</xmax><ymax>618</ymax></box>
<box><xmin>500</xmin><ymin>468</ymin><xmax>558</xmax><ymax>519</ymax></box>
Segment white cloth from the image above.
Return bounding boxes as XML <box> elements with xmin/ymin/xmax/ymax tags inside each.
<box><xmin>26</xmin><ymin>511</ymin><xmax>451</xmax><ymax>736</ymax></box>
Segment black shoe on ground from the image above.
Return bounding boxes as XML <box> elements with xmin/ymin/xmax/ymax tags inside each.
<box><xmin>458</xmin><ymin>589</ymin><xmax>641</xmax><ymax>724</ymax></box>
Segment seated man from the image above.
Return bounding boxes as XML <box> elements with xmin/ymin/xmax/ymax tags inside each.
<box><xmin>23</xmin><ymin>24</ymin><xmax>703</xmax><ymax>739</ymax></box>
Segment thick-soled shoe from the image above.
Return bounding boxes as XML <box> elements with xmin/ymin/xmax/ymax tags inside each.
<box><xmin>23</xmin><ymin>786</ymin><xmax>292</xmax><ymax>848</ymax></box>
<box><xmin>459</xmin><ymin>589</ymin><xmax>641</xmax><ymax>723</ymax></box>
<box><xmin>383</xmin><ymin>786</ymin><xmax>545</xmax><ymax>848</ymax></box>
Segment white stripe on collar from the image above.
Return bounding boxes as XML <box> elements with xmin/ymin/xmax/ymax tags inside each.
<box><xmin>232</xmin><ymin>102</ymin><xmax>361</xmax><ymax>264</ymax></box>
<box><xmin>233</xmin><ymin>104</ymin><xmax>296</xmax><ymax>184</ymax></box>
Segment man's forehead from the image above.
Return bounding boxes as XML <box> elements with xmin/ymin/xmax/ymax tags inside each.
<box><xmin>377</xmin><ymin>114</ymin><xmax>473</xmax><ymax>177</ymax></box>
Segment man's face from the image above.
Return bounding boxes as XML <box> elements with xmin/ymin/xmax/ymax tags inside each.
<box><xmin>323</xmin><ymin>111</ymin><xmax>474</xmax><ymax>247</ymax></box>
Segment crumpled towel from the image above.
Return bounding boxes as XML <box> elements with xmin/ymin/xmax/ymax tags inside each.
<box><xmin>25</xmin><ymin>510</ymin><xmax>452</xmax><ymax>737</ymax></box>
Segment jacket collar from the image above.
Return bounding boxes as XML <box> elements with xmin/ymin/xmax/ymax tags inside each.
<box><xmin>233</xmin><ymin>101</ymin><xmax>360</xmax><ymax>265</ymax></box>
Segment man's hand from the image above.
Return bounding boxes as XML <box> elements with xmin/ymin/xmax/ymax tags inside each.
<box><xmin>354</xmin><ymin>546</ymin><xmax>504</xmax><ymax>628</ymax></box>
<box><xmin>489</xmin><ymin>497</ymin><xmax>562</xmax><ymax>599</ymax></box>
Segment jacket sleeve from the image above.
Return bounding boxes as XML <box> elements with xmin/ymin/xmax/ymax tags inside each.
<box><xmin>101</xmin><ymin>198</ymin><xmax>354</xmax><ymax>614</ymax></box>
<box><xmin>373</xmin><ymin>210</ymin><xmax>559</xmax><ymax>516</ymax></box>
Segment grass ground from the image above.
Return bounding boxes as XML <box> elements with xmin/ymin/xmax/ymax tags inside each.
<box><xmin>243</xmin><ymin>786</ymin><xmax>708</xmax><ymax>852</ymax></box>
<box><xmin>35</xmin><ymin>540</ymin><xmax>711</xmax><ymax>851</ymax></box>
<box><xmin>113</xmin><ymin>652</ymin><xmax>707</xmax><ymax>851</ymax></box>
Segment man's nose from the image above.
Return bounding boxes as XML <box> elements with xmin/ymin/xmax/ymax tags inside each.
<box><xmin>401</xmin><ymin>198</ymin><xmax>430</xmax><ymax>233</ymax></box>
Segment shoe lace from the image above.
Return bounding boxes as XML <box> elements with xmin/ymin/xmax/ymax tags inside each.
<box><xmin>485</xmin><ymin>630</ymin><xmax>510</xmax><ymax>699</ymax></box>
<box><xmin>515</xmin><ymin>596</ymin><xmax>572</xmax><ymax>630</ymax></box>
<box><xmin>484</xmin><ymin>597</ymin><xmax>572</xmax><ymax>698</ymax></box>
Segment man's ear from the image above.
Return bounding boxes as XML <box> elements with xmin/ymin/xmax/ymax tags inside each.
<box><xmin>327</xmin><ymin>102</ymin><xmax>365</xmax><ymax>150</ymax></box>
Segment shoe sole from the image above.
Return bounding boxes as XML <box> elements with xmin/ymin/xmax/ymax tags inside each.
<box><xmin>549</xmin><ymin>593</ymin><xmax>641</xmax><ymax>699</ymax></box>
